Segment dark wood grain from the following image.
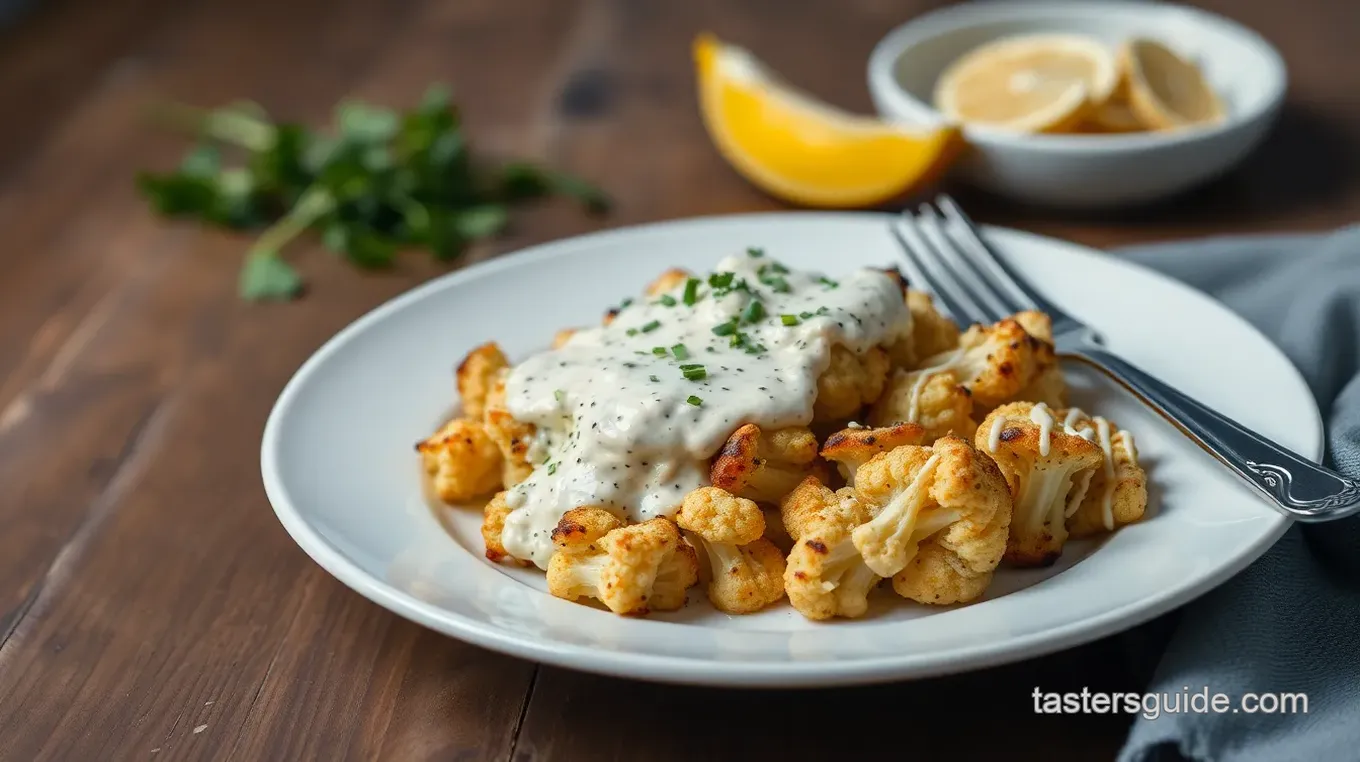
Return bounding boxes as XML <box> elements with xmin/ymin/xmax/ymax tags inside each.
<box><xmin>0</xmin><ymin>0</ymin><xmax>1354</xmax><ymax>759</ymax></box>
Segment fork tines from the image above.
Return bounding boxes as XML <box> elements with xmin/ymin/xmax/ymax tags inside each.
<box><xmin>892</xmin><ymin>195</ymin><xmax>1050</xmax><ymax>327</ymax></box>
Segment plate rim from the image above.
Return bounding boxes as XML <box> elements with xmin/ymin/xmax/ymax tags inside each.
<box><xmin>260</xmin><ymin>211</ymin><xmax>1319</xmax><ymax>687</ymax></box>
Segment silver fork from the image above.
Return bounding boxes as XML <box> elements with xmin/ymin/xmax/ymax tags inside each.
<box><xmin>892</xmin><ymin>195</ymin><xmax>1360</xmax><ymax>522</ymax></box>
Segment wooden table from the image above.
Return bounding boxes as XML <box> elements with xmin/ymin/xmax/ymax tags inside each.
<box><xmin>1</xmin><ymin>0</ymin><xmax>1356</xmax><ymax>758</ymax></box>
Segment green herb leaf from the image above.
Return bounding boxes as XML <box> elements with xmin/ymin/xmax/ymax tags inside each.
<box><xmin>239</xmin><ymin>255</ymin><xmax>302</xmax><ymax>301</ymax></box>
<box><xmin>640</xmin><ymin>320</ymin><xmax>661</xmax><ymax>333</ymax></box>
<box><xmin>742</xmin><ymin>300</ymin><xmax>765</xmax><ymax>323</ymax></box>
<box><xmin>686</xmin><ymin>395</ymin><xmax>703</xmax><ymax>406</ymax></box>
<box><xmin>671</xmin><ymin>343</ymin><xmax>689</xmax><ymax>360</ymax></box>
<box><xmin>712</xmin><ymin>319</ymin><xmax>738</xmax><ymax>337</ymax></box>
<box><xmin>781</xmin><ymin>314</ymin><xmax>800</xmax><ymax>326</ymax></box>
<box><xmin>454</xmin><ymin>205</ymin><xmax>509</xmax><ymax>239</ymax></box>
<box><xmin>682</xmin><ymin>366</ymin><xmax>707</xmax><ymax>381</ymax></box>
<box><xmin>682</xmin><ymin>278</ymin><xmax>701</xmax><ymax>306</ymax></box>
<box><xmin>658</xmin><ymin>294</ymin><xmax>677</xmax><ymax>307</ymax></box>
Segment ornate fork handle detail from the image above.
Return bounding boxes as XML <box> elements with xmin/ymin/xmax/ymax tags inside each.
<box><xmin>1065</xmin><ymin>345</ymin><xmax>1360</xmax><ymax>522</ymax></box>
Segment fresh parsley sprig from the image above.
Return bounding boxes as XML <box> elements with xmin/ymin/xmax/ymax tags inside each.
<box><xmin>136</xmin><ymin>85</ymin><xmax>610</xmax><ymax>301</ymax></box>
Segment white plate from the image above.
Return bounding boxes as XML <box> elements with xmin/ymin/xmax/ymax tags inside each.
<box><xmin>261</xmin><ymin>213</ymin><xmax>1320</xmax><ymax>687</ymax></box>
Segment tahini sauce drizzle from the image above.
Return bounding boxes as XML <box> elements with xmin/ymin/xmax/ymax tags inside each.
<box><xmin>500</xmin><ymin>254</ymin><xmax>911</xmax><ymax>568</ymax></box>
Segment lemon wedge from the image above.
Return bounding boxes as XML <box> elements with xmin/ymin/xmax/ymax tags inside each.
<box><xmin>693</xmin><ymin>33</ymin><xmax>961</xmax><ymax>208</ymax></box>
<box><xmin>1121</xmin><ymin>38</ymin><xmax>1225</xmax><ymax>130</ymax></box>
<box><xmin>934</xmin><ymin>33</ymin><xmax>1118</xmax><ymax>133</ymax></box>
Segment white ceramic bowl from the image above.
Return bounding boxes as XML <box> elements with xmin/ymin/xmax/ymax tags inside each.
<box><xmin>867</xmin><ymin>0</ymin><xmax>1287</xmax><ymax>208</ymax></box>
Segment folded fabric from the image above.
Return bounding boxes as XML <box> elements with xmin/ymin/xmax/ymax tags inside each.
<box><xmin>1114</xmin><ymin>227</ymin><xmax>1360</xmax><ymax>762</ymax></box>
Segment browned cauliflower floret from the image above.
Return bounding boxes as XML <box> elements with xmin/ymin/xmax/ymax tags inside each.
<box><xmin>455</xmin><ymin>342</ymin><xmax>509</xmax><ymax>421</ymax></box>
<box><xmin>926</xmin><ymin>314</ymin><xmax>1067</xmax><ymax>412</ymax></box>
<box><xmin>868</xmin><ymin>367</ymin><xmax>976</xmax><ymax>443</ymax></box>
<box><xmin>676</xmin><ymin>487</ymin><xmax>785</xmax><ymax>614</ymax></box>
<box><xmin>852</xmin><ymin>437</ymin><xmax>1011</xmax><ymax>607</ymax></box>
<box><xmin>551</xmin><ymin>328</ymin><xmax>577</xmax><ymax>349</ymax></box>
<box><xmin>645</xmin><ymin>267</ymin><xmax>692</xmax><ymax>296</ymax></box>
<box><xmin>814</xmin><ymin>345</ymin><xmax>891</xmax><ymax>421</ymax></box>
<box><xmin>779</xmin><ymin>477</ymin><xmax>882</xmax><ymax>620</ymax></box>
<box><xmin>908</xmin><ymin>289</ymin><xmax>961</xmax><ymax>362</ymax></box>
<box><xmin>1056</xmin><ymin>410</ymin><xmax>1149</xmax><ymax>538</ymax></box>
<box><xmin>416</xmin><ymin>418</ymin><xmax>503</xmax><ymax>503</ymax></box>
<box><xmin>482</xmin><ymin>491</ymin><xmax>530</xmax><ymax>566</ymax></box>
<box><xmin>484</xmin><ymin>372</ymin><xmax>536</xmax><ymax>487</ymax></box>
<box><xmin>709</xmin><ymin>424</ymin><xmax>825</xmax><ymax>503</ymax></box>
<box><xmin>976</xmin><ymin>402</ymin><xmax>1103</xmax><ymax>566</ymax></box>
<box><xmin>546</xmin><ymin>512</ymin><xmax>698</xmax><ymax>615</ymax></box>
<box><xmin>820</xmin><ymin>423</ymin><xmax>925</xmax><ymax>486</ymax></box>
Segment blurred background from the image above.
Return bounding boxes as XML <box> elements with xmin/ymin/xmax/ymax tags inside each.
<box><xmin>1</xmin><ymin>1</ymin><xmax>1358</xmax><ymax>759</ymax></box>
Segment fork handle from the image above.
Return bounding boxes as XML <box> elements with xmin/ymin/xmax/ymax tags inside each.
<box><xmin>1067</xmin><ymin>347</ymin><xmax>1360</xmax><ymax>522</ymax></box>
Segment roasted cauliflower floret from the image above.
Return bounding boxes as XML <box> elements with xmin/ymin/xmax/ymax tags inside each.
<box><xmin>820</xmin><ymin>423</ymin><xmax>925</xmax><ymax>486</ymax></box>
<box><xmin>645</xmin><ymin>267</ymin><xmax>692</xmax><ymax>297</ymax></box>
<box><xmin>551</xmin><ymin>328</ymin><xmax>577</xmax><ymax>349</ymax></box>
<box><xmin>976</xmin><ymin>402</ymin><xmax>1103</xmax><ymax>566</ymax></box>
<box><xmin>546</xmin><ymin>512</ymin><xmax>698</xmax><ymax>615</ymax></box>
<box><xmin>455</xmin><ymin>342</ymin><xmax>509</xmax><ymax>421</ymax></box>
<box><xmin>416</xmin><ymin>418</ymin><xmax>503</xmax><ymax>503</ymax></box>
<box><xmin>710</xmin><ymin>424</ymin><xmax>824</xmax><ymax>503</ymax></box>
<box><xmin>780</xmin><ymin>477</ymin><xmax>882</xmax><ymax>620</ymax></box>
<box><xmin>484</xmin><ymin>372</ymin><xmax>536</xmax><ymax>487</ymax></box>
<box><xmin>1057</xmin><ymin>410</ymin><xmax>1149</xmax><ymax>538</ymax></box>
<box><xmin>907</xmin><ymin>289</ymin><xmax>961</xmax><ymax>363</ymax></box>
<box><xmin>814</xmin><ymin>345</ymin><xmax>891</xmax><ymax>421</ymax></box>
<box><xmin>929</xmin><ymin>314</ymin><xmax>1066</xmax><ymax>412</ymax></box>
<box><xmin>482</xmin><ymin>491</ymin><xmax>530</xmax><ymax>566</ymax></box>
<box><xmin>868</xmin><ymin>367</ymin><xmax>976</xmax><ymax>443</ymax></box>
<box><xmin>852</xmin><ymin>437</ymin><xmax>1011</xmax><ymax>604</ymax></box>
<box><xmin>676</xmin><ymin>487</ymin><xmax>786</xmax><ymax>614</ymax></box>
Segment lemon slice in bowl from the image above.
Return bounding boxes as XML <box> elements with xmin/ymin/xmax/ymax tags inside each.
<box><xmin>934</xmin><ymin>33</ymin><xmax>1118</xmax><ymax>133</ymax></box>
<box><xmin>1121</xmin><ymin>38</ymin><xmax>1225</xmax><ymax>130</ymax></box>
<box><xmin>693</xmin><ymin>33</ymin><xmax>962</xmax><ymax>208</ymax></box>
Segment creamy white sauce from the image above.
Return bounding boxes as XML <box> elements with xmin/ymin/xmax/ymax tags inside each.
<box><xmin>1095</xmin><ymin>416</ymin><xmax>1117</xmax><ymax>530</ymax></box>
<box><xmin>500</xmin><ymin>253</ymin><xmax>911</xmax><ymax>568</ymax></box>
<box><xmin>986</xmin><ymin>415</ymin><xmax>1006</xmax><ymax>453</ymax></box>
<box><xmin>1030</xmin><ymin>402</ymin><xmax>1054</xmax><ymax>457</ymax></box>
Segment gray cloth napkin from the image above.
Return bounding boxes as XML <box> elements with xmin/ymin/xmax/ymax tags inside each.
<box><xmin>1112</xmin><ymin>228</ymin><xmax>1360</xmax><ymax>762</ymax></box>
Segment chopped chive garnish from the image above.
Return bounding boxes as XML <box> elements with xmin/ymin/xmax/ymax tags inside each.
<box><xmin>709</xmin><ymin>272</ymin><xmax>734</xmax><ymax>289</ymax></box>
<box><xmin>678</xmin><ymin>363</ymin><xmax>704</xmax><ymax>370</ymax></box>
<box><xmin>652</xmin><ymin>346</ymin><xmax>668</xmax><ymax>356</ymax></box>
<box><xmin>671</xmin><ymin>343</ymin><xmax>689</xmax><ymax>360</ymax></box>
<box><xmin>819</xmin><ymin>276</ymin><xmax>839</xmax><ymax>289</ymax></box>
<box><xmin>683</xmin><ymin>278</ymin><xmax>701</xmax><ymax>305</ymax></box>
<box><xmin>620</xmin><ymin>298</ymin><xmax>634</xmax><ymax>308</ymax></box>
<box><xmin>760</xmin><ymin>261</ymin><xmax>789</xmax><ymax>275</ymax></box>
<box><xmin>682</xmin><ymin>366</ymin><xmax>707</xmax><ymax>380</ymax></box>
<box><xmin>554</xmin><ymin>389</ymin><xmax>566</xmax><ymax>404</ymax></box>
<box><xmin>649</xmin><ymin>374</ymin><xmax>660</xmax><ymax>382</ymax></box>
<box><xmin>547</xmin><ymin>462</ymin><xmax>558</xmax><ymax>474</ymax></box>
<box><xmin>640</xmin><ymin>320</ymin><xmax>661</xmax><ymax>333</ymax></box>
<box><xmin>658</xmin><ymin>294</ymin><xmax>677</xmax><ymax>307</ymax></box>
<box><xmin>762</xmin><ymin>276</ymin><xmax>791</xmax><ymax>293</ymax></box>
<box><xmin>729</xmin><ymin>333</ymin><xmax>745</xmax><ymax>348</ymax></box>
<box><xmin>746</xmin><ymin>246</ymin><xmax>765</xmax><ymax>258</ymax></box>
<box><xmin>626</xmin><ymin>328</ymin><xmax>638</xmax><ymax>336</ymax></box>
<box><xmin>781</xmin><ymin>314</ymin><xmax>800</xmax><ymax>326</ymax></box>
<box><xmin>817</xmin><ymin>306</ymin><xmax>830</xmax><ymax>315</ymax></box>
<box><xmin>712</xmin><ymin>319</ymin><xmax>738</xmax><ymax>336</ymax></box>
<box><xmin>686</xmin><ymin>395</ymin><xmax>703</xmax><ymax>406</ymax></box>
<box><xmin>742</xmin><ymin>300</ymin><xmax>765</xmax><ymax>323</ymax></box>
<box><xmin>798</xmin><ymin>311</ymin><xmax>814</xmax><ymax>320</ymax></box>
<box><xmin>744</xmin><ymin>342</ymin><xmax>767</xmax><ymax>355</ymax></box>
